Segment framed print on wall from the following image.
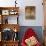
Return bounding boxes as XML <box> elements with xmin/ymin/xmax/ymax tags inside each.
<box><xmin>25</xmin><ymin>6</ymin><xmax>36</xmax><ymax>19</ymax></box>
<box><xmin>2</xmin><ymin>10</ymin><xmax>9</xmax><ymax>15</ymax></box>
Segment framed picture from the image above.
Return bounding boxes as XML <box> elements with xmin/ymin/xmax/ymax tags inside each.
<box><xmin>2</xmin><ymin>10</ymin><xmax>9</xmax><ymax>15</ymax></box>
<box><xmin>25</xmin><ymin>6</ymin><xmax>36</xmax><ymax>19</ymax></box>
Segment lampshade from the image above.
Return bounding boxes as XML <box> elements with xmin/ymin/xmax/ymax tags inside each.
<box><xmin>13</xmin><ymin>28</ymin><xmax>17</xmax><ymax>32</ymax></box>
<box><xmin>15</xmin><ymin>0</ymin><xmax>17</xmax><ymax>7</ymax></box>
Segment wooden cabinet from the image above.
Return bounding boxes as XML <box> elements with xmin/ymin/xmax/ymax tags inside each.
<box><xmin>0</xmin><ymin>41</ymin><xmax>19</xmax><ymax>46</ymax></box>
<box><xmin>0</xmin><ymin>7</ymin><xmax>19</xmax><ymax>46</ymax></box>
<box><xmin>2</xmin><ymin>41</ymin><xmax>19</xmax><ymax>46</ymax></box>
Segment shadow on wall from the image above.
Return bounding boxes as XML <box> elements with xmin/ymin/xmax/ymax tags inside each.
<box><xmin>18</xmin><ymin>26</ymin><xmax>44</xmax><ymax>44</ymax></box>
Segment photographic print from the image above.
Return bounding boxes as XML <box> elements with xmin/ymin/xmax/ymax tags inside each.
<box><xmin>25</xmin><ymin>6</ymin><xmax>36</xmax><ymax>19</ymax></box>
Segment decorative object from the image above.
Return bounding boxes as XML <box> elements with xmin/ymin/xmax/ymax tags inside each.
<box><xmin>25</xmin><ymin>36</ymin><xmax>38</xmax><ymax>46</ymax></box>
<box><xmin>14</xmin><ymin>28</ymin><xmax>17</xmax><ymax>32</ymax></box>
<box><xmin>1</xmin><ymin>28</ymin><xmax>18</xmax><ymax>41</ymax></box>
<box><xmin>9</xmin><ymin>10</ymin><xmax>18</xmax><ymax>15</ymax></box>
<box><xmin>13</xmin><ymin>28</ymin><xmax>18</xmax><ymax>40</ymax></box>
<box><xmin>21</xmin><ymin>28</ymin><xmax>41</xmax><ymax>46</ymax></box>
<box><xmin>1</xmin><ymin>28</ymin><xmax>13</xmax><ymax>41</ymax></box>
<box><xmin>25</xmin><ymin>6</ymin><xmax>35</xmax><ymax>19</ymax></box>
<box><xmin>2</xmin><ymin>16</ymin><xmax>8</xmax><ymax>24</ymax></box>
<box><xmin>2</xmin><ymin>10</ymin><xmax>9</xmax><ymax>15</ymax></box>
<box><xmin>5</xmin><ymin>18</ymin><xmax>8</xmax><ymax>24</ymax></box>
<box><xmin>15</xmin><ymin>0</ymin><xmax>17</xmax><ymax>7</ymax></box>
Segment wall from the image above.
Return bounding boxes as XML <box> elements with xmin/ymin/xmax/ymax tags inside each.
<box><xmin>0</xmin><ymin>0</ymin><xmax>44</xmax><ymax>26</ymax></box>
<box><xmin>18</xmin><ymin>0</ymin><xmax>43</xmax><ymax>26</ymax></box>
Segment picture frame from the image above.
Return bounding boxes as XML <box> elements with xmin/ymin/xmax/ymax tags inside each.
<box><xmin>2</xmin><ymin>10</ymin><xmax>9</xmax><ymax>15</ymax></box>
<box><xmin>25</xmin><ymin>6</ymin><xmax>36</xmax><ymax>19</ymax></box>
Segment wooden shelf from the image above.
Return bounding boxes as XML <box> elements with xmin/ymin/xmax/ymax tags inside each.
<box><xmin>0</xmin><ymin>7</ymin><xmax>19</xmax><ymax>15</ymax></box>
<box><xmin>1</xmin><ymin>40</ymin><xmax>19</xmax><ymax>46</ymax></box>
<box><xmin>0</xmin><ymin>24</ymin><xmax>20</xmax><ymax>32</ymax></box>
<box><xmin>0</xmin><ymin>7</ymin><xmax>19</xmax><ymax>24</ymax></box>
<box><xmin>0</xmin><ymin>7</ymin><xmax>19</xmax><ymax>46</ymax></box>
<box><xmin>0</xmin><ymin>7</ymin><xmax>19</xmax><ymax>10</ymax></box>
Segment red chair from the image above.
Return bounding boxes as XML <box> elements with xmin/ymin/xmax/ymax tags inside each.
<box><xmin>21</xmin><ymin>28</ymin><xmax>41</xmax><ymax>46</ymax></box>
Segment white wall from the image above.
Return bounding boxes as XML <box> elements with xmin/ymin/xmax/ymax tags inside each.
<box><xmin>18</xmin><ymin>0</ymin><xmax>44</xmax><ymax>26</ymax></box>
<box><xmin>0</xmin><ymin>0</ymin><xmax>44</xmax><ymax>26</ymax></box>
